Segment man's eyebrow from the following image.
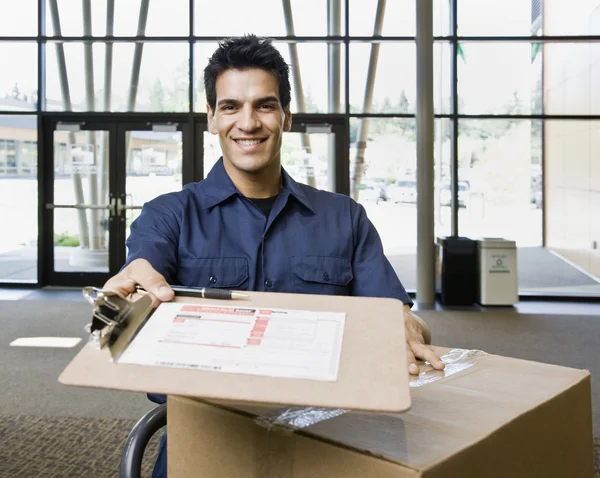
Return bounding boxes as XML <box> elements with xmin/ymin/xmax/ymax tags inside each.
<box><xmin>216</xmin><ymin>96</ymin><xmax>281</xmax><ymax>108</ymax></box>
<box><xmin>216</xmin><ymin>98</ymin><xmax>240</xmax><ymax>107</ymax></box>
<box><xmin>254</xmin><ymin>96</ymin><xmax>280</xmax><ymax>104</ymax></box>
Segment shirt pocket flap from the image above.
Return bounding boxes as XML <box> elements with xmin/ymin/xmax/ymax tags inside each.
<box><xmin>179</xmin><ymin>257</ymin><xmax>249</xmax><ymax>288</ymax></box>
<box><xmin>290</xmin><ymin>256</ymin><xmax>353</xmax><ymax>286</ymax></box>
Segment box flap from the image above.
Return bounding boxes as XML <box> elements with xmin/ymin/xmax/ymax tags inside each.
<box><xmin>59</xmin><ymin>291</ymin><xmax>411</xmax><ymax>412</ymax></box>
<box><xmin>301</xmin><ymin>353</ymin><xmax>591</xmax><ymax>470</ymax></box>
<box><xmin>214</xmin><ymin>348</ymin><xmax>591</xmax><ymax>472</ymax></box>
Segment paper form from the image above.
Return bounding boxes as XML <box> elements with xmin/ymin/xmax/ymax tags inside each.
<box><xmin>117</xmin><ymin>302</ymin><xmax>346</xmax><ymax>381</ymax></box>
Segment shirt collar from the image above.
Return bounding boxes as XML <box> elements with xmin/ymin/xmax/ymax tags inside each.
<box><xmin>201</xmin><ymin>157</ymin><xmax>314</xmax><ymax>213</ymax></box>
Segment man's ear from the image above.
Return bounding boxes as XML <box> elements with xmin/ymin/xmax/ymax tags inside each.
<box><xmin>207</xmin><ymin>104</ymin><xmax>218</xmax><ymax>134</ymax></box>
<box><xmin>283</xmin><ymin>108</ymin><xmax>292</xmax><ymax>132</ymax></box>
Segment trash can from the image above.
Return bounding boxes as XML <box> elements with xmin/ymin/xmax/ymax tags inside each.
<box><xmin>437</xmin><ymin>236</ymin><xmax>478</xmax><ymax>306</ymax></box>
<box><xmin>478</xmin><ymin>238</ymin><xmax>518</xmax><ymax>306</ymax></box>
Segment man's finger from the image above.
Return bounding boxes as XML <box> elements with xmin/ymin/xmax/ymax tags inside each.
<box><xmin>410</xmin><ymin>342</ymin><xmax>445</xmax><ymax>371</ymax></box>
<box><xmin>124</xmin><ymin>259</ymin><xmax>174</xmax><ymax>302</ymax></box>
<box><xmin>406</xmin><ymin>348</ymin><xmax>420</xmax><ymax>376</ymax></box>
<box><xmin>103</xmin><ymin>276</ymin><xmax>136</xmax><ymax>297</ymax></box>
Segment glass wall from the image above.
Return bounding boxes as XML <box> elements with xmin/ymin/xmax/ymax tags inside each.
<box><xmin>1</xmin><ymin>0</ymin><xmax>599</xmax><ymax>295</ymax></box>
<box><xmin>0</xmin><ymin>116</ymin><xmax>38</xmax><ymax>282</ymax></box>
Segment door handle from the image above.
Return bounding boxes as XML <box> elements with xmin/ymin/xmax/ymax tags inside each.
<box><xmin>46</xmin><ymin>203</ymin><xmax>113</xmax><ymax>211</ymax></box>
<box><xmin>108</xmin><ymin>197</ymin><xmax>117</xmax><ymax>217</ymax></box>
<box><xmin>115</xmin><ymin>197</ymin><xmax>142</xmax><ymax>217</ymax></box>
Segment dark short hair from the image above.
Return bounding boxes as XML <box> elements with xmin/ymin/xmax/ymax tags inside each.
<box><xmin>204</xmin><ymin>34</ymin><xmax>292</xmax><ymax>111</ymax></box>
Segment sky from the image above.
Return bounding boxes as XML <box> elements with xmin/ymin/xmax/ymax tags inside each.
<box><xmin>0</xmin><ymin>0</ymin><xmax>598</xmax><ymax>113</ymax></box>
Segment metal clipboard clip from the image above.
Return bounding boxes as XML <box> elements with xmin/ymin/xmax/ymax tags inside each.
<box><xmin>82</xmin><ymin>286</ymin><xmax>154</xmax><ymax>361</ymax></box>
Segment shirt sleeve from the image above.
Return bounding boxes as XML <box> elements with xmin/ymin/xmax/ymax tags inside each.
<box><xmin>123</xmin><ymin>195</ymin><xmax>181</xmax><ymax>284</ymax></box>
<box><xmin>349</xmin><ymin>202</ymin><xmax>413</xmax><ymax>307</ymax></box>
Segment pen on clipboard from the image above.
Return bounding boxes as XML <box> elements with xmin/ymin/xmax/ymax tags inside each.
<box><xmin>135</xmin><ymin>284</ymin><xmax>249</xmax><ymax>300</ymax></box>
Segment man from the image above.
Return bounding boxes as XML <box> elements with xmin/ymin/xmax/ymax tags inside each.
<box><xmin>105</xmin><ymin>34</ymin><xmax>444</xmax><ymax>477</ymax></box>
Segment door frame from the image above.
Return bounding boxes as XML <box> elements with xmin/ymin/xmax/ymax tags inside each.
<box><xmin>40</xmin><ymin>114</ymin><xmax>193</xmax><ymax>287</ymax></box>
<box><xmin>36</xmin><ymin>113</ymin><xmax>347</xmax><ymax>287</ymax></box>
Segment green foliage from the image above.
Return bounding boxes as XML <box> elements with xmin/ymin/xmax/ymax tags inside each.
<box><xmin>54</xmin><ymin>232</ymin><xmax>80</xmax><ymax>247</ymax></box>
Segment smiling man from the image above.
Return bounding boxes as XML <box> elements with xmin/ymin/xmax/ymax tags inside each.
<box><xmin>104</xmin><ymin>35</ymin><xmax>444</xmax><ymax>478</ymax></box>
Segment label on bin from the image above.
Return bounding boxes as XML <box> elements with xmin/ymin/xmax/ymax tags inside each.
<box><xmin>488</xmin><ymin>254</ymin><xmax>511</xmax><ymax>273</ymax></box>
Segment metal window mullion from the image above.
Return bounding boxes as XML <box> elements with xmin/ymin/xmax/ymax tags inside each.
<box><xmin>187</xmin><ymin>0</ymin><xmax>196</xmax><ymax>185</ymax></box>
<box><xmin>37</xmin><ymin>0</ymin><xmax>46</xmax><ymax>285</ymax></box>
<box><xmin>450</xmin><ymin>0</ymin><xmax>459</xmax><ymax>236</ymax></box>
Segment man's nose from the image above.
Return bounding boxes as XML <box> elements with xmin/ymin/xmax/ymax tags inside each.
<box><xmin>237</xmin><ymin>105</ymin><xmax>261</xmax><ymax>132</ymax></box>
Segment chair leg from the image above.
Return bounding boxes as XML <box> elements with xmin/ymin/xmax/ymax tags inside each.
<box><xmin>119</xmin><ymin>403</ymin><xmax>167</xmax><ymax>478</ymax></box>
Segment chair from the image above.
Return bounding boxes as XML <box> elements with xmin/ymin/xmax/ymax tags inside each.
<box><xmin>119</xmin><ymin>403</ymin><xmax>167</xmax><ymax>478</ymax></box>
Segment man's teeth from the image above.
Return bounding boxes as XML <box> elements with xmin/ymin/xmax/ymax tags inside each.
<box><xmin>236</xmin><ymin>139</ymin><xmax>263</xmax><ymax>145</ymax></box>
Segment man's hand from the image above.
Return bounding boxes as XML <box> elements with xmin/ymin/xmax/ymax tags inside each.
<box><xmin>404</xmin><ymin>305</ymin><xmax>445</xmax><ymax>376</ymax></box>
<box><xmin>103</xmin><ymin>258</ymin><xmax>174</xmax><ymax>307</ymax></box>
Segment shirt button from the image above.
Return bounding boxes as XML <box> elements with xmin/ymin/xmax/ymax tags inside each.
<box><xmin>209</xmin><ymin>275</ymin><xmax>217</xmax><ymax>284</ymax></box>
<box><xmin>264</xmin><ymin>279</ymin><xmax>273</xmax><ymax>288</ymax></box>
<box><xmin>323</xmin><ymin>272</ymin><xmax>330</xmax><ymax>282</ymax></box>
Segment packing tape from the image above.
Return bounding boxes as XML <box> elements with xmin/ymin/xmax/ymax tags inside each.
<box><xmin>252</xmin><ymin>407</ymin><xmax>348</xmax><ymax>477</ymax></box>
<box><xmin>409</xmin><ymin>348</ymin><xmax>488</xmax><ymax>388</ymax></box>
<box><xmin>254</xmin><ymin>406</ymin><xmax>348</xmax><ymax>431</ymax></box>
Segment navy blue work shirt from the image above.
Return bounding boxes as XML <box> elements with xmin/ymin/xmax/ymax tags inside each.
<box><xmin>126</xmin><ymin>157</ymin><xmax>411</xmax><ymax>305</ymax></box>
<box><xmin>125</xmin><ymin>157</ymin><xmax>411</xmax><ymax>478</ymax></box>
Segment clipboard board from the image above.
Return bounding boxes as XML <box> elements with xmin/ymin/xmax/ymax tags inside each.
<box><xmin>60</xmin><ymin>289</ymin><xmax>412</xmax><ymax>413</ymax></box>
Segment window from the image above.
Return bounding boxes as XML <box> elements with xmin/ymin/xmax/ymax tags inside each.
<box><xmin>0</xmin><ymin>43</ymin><xmax>38</xmax><ymax>111</ymax></box>
<box><xmin>46</xmin><ymin>42</ymin><xmax>189</xmax><ymax>112</ymax></box>
<box><xmin>457</xmin><ymin>42</ymin><xmax>542</xmax><ymax>115</ymax></box>
<box><xmin>0</xmin><ymin>0</ymin><xmax>37</xmax><ymax>36</ymax></box>
<box><xmin>46</xmin><ymin>0</ymin><xmax>190</xmax><ymax>37</ymax></box>
<box><xmin>0</xmin><ymin>115</ymin><xmax>38</xmax><ymax>283</ymax></box>
<box><xmin>457</xmin><ymin>119</ymin><xmax>543</xmax><ymax>246</ymax></box>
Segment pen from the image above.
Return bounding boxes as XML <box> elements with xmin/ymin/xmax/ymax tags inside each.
<box><xmin>135</xmin><ymin>284</ymin><xmax>248</xmax><ymax>300</ymax></box>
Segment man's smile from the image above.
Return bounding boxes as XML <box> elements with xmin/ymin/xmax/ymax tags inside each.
<box><xmin>233</xmin><ymin>137</ymin><xmax>268</xmax><ymax>151</ymax></box>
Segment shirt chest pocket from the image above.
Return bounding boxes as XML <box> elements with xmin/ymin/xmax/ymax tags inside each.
<box><xmin>290</xmin><ymin>255</ymin><xmax>353</xmax><ymax>295</ymax></box>
<box><xmin>177</xmin><ymin>257</ymin><xmax>249</xmax><ymax>290</ymax></box>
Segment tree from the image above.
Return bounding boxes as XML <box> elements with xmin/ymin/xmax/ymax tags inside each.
<box><xmin>149</xmin><ymin>79</ymin><xmax>166</xmax><ymax>111</ymax></box>
<box><xmin>303</xmin><ymin>87</ymin><xmax>320</xmax><ymax>113</ymax></box>
<box><xmin>167</xmin><ymin>61</ymin><xmax>189</xmax><ymax>111</ymax></box>
<box><xmin>398</xmin><ymin>89</ymin><xmax>410</xmax><ymax>113</ymax></box>
<box><xmin>11</xmin><ymin>83</ymin><xmax>21</xmax><ymax>100</ymax></box>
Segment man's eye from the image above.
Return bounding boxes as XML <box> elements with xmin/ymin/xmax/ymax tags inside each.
<box><xmin>221</xmin><ymin>105</ymin><xmax>235</xmax><ymax>111</ymax></box>
<box><xmin>260</xmin><ymin>104</ymin><xmax>275</xmax><ymax>110</ymax></box>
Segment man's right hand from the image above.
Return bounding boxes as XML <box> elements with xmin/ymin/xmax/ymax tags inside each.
<box><xmin>103</xmin><ymin>258</ymin><xmax>174</xmax><ymax>307</ymax></box>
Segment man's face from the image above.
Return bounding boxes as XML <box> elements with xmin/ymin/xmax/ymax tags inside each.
<box><xmin>207</xmin><ymin>68</ymin><xmax>292</xmax><ymax>175</ymax></box>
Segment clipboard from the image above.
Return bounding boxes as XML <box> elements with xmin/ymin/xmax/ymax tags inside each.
<box><xmin>82</xmin><ymin>286</ymin><xmax>154</xmax><ymax>361</ymax></box>
<box><xmin>62</xmin><ymin>289</ymin><xmax>412</xmax><ymax>413</ymax></box>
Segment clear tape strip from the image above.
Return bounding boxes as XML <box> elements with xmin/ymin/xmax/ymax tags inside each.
<box><xmin>254</xmin><ymin>348</ymin><xmax>488</xmax><ymax>431</ymax></box>
<box><xmin>409</xmin><ymin>348</ymin><xmax>488</xmax><ymax>388</ymax></box>
<box><xmin>254</xmin><ymin>406</ymin><xmax>348</xmax><ymax>432</ymax></box>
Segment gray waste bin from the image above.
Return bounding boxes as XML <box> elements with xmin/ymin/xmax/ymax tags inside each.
<box><xmin>478</xmin><ymin>238</ymin><xmax>518</xmax><ymax>306</ymax></box>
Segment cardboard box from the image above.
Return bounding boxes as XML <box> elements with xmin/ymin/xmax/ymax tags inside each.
<box><xmin>168</xmin><ymin>347</ymin><xmax>594</xmax><ymax>478</ymax></box>
<box><xmin>58</xmin><ymin>293</ymin><xmax>594</xmax><ymax>476</ymax></box>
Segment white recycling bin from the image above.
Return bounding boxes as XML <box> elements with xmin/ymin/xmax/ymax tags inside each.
<box><xmin>478</xmin><ymin>238</ymin><xmax>518</xmax><ymax>306</ymax></box>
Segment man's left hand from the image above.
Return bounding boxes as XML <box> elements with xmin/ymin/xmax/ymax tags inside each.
<box><xmin>403</xmin><ymin>305</ymin><xmax>445</xmax><ymax>376</ymax></box>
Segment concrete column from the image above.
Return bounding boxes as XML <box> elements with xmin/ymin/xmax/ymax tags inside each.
<box><xmin>416</xmin><ymin>0</ymin><xmax>435</xmax><ymax>305</ymax></box>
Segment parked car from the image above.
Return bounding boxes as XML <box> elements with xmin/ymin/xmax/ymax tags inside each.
<box><xmin>440</xmin><ymin>181</ymin><xmax>470</xmax><ymax>208</ymax></box>
<box><xmin>387</xmin><ymin>179</ymin><xmax>417</xmax><ymax>203</ymax></box>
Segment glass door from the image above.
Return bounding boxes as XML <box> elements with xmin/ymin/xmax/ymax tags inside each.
<box><xmin>119</xmin><ymin>123</ymin><xmax>186</xmax><ymax>250</ymax></box>
<box><xmin>46</xmin><ymin>121</ymin><xmax>114</xmax><ymax>285</ymax></box>
<box><xmin>43</xmin><ymin>118</ymin><xmax>188</xmax><ymax>287</ymax></box>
